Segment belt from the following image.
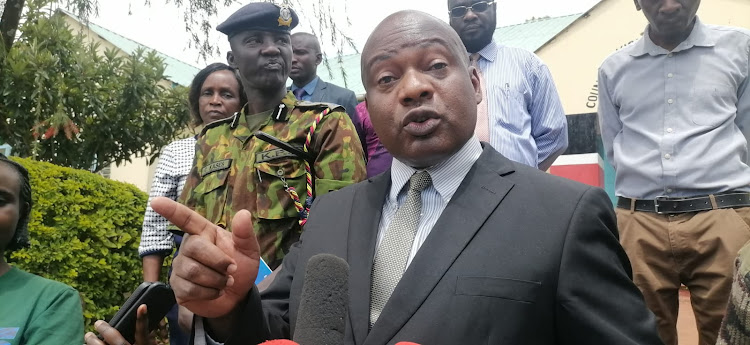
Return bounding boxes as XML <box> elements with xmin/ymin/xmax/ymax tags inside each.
<box><xmin>617</xmin><ymin>192</ymin><xmax>750</xmax><ymax>214</ymax></box>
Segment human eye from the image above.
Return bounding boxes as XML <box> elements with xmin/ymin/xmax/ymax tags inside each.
<box><xmin>244</xmin><ymin>36</ymin><xmax>262</xmax><ymax>45</ymax></box>
<box><xmin>276</xmin><ymin>35</ymin><xmax>290</xmax><ymax>45</ymax></box>
<box><xmin>378</xmin><ymin>75</ymin><xmax>397</xmax><ymax>85</ymax></box>
<box><xmin>0</xmin><ymin>192</ymin><xmax>11</xmax><ymax>206</ymax></box>
<box><xmin>429</xmin><ymin>62</ymin><xmax>448</xmax><ymax>70</ymax></box>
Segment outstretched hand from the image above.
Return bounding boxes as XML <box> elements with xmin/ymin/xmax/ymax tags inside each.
<box><xmin>150</xmin><ymin>197</ymin><xmax>260</xmax><ymax>318</ymax></box>
<box><xmin>84</xmin><ymin>304</ymin><xmax>153</xmax><ymax>345</ymax></box>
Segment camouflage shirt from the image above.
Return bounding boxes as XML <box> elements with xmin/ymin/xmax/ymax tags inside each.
<box><xmin>177</xmin><ymin>92</ymin><xmax>367</xmax><ymax>268</ymax></box>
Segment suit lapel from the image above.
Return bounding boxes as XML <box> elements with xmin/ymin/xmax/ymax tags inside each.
<box><xmin>348</xmin><ymin>171</ymin><xmax>391</xmax><ymax>344</ymax></box>
<box><xmin>365</xmin><ymin>148</ymin><xmax>516</xmax><ymax>345</ymax></box>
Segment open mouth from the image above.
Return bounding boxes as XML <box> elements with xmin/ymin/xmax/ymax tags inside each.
<box><xmin>403</xmin><ymin>110</ymin><xmax>441</xmax><ymax>137</ymax></box>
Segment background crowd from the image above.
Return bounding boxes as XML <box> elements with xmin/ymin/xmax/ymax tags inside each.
<box><xmin>1</xmin><ymin>0</ymin><xmax>749</xmax><ymax>345</ymax></box>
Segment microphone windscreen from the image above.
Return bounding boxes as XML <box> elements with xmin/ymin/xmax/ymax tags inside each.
<box><xmin>258</xmin><ymin>340</ymin><xmax>299</xmax><ymax>345</ymax></box>
<box><xmin>292</xmin><ymin>253</ymin><xmax>350</xmax><ymax>345</ymax></box>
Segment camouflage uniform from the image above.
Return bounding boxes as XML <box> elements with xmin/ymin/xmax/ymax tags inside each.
<box><xmin>177</xmin><ymin>92</ymin><xmax>367</xmax><ymax>268</ymax></box>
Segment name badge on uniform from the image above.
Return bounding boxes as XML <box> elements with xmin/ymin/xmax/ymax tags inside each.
<box><xmin>201</xmin><ymin>159</ymin><xmax>232</xmax><ymax>177</ymax></box>
<box><xmin>256</xmin><ymin>145</ymin><xmax>304</xmax><ymax>163</ymax></box>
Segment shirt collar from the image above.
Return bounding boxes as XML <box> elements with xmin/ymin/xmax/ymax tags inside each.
<box><xmin>389</xmin><ymin>136</ymin><xmax>483</xmax><ymax>203</ymax></box>
<box><xmin>629</xmin><ymin>17</ymin><xmax>715</xmax><ymax>57</ymax></box>
<box><xmin>291</xmin><ymin>76</ymin><xmax>319</xmax><ymax>95</ymax></box>
<box><xmin>474</xmin><ymin>40</ymin><xmax>498</xmax><ymax>63</ymax></box>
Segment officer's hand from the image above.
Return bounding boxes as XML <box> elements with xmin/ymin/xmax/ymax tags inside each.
<box><xmin>151</xmin><ymin>197</ymin><xmax>260</xmax><ymax>319</ymax></box>
<box><xmin>84</xmin><ymin>304</ymin><xmax>154</xmax><ymax>345</ymax></box>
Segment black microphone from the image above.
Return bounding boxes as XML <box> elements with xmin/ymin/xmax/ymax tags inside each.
<box><xmin>292</xmin><ymin>253</ymin><xmax>350</xmax><ymax>345</ymax></box>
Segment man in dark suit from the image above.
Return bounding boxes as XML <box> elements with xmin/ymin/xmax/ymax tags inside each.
<box><xmin>148</xmin><ymin>10</ymin><xmax>662</xmax><ymax>345</ymax></box>
<box><xmin>289</xmin><ymin>32</ymin><xmax>359</xmax><ymax>120</ymax></box>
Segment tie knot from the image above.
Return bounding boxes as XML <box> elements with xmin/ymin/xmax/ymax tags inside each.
<box><xmin>408</xmin><ymin>171</ymin><xmax>432</xmax><ymax>192</ymax></box>
<box><xmin>293</xmin><ymin>88</ymin><xmax>306</xmax><ymax>99</ymax></box>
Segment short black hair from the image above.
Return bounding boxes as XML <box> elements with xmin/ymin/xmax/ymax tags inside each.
<box><xmin>188</xmin><ymin>63</ymin><xmax>247</xmax><ymax>126</ymax></box>
<box><xmin>291</xmin><ymin>32</ymin><xmax>322</xmax><ymax>54</ymax></box>
<box><xmin>0</xmin><ymin>153</ymin><xmax>31</xmax><ymax>252</ymax></box>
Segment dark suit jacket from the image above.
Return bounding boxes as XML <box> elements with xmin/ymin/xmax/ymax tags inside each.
<box><xmin>226</xmin><ymin>145</ymin><xmax>663</xmax><ymax>345</ymax></box>
<box><xmin>292</xmin><ymin>78</ymin><xmax>364</xmax><ymax>147</ymax></box>
<box><xmin>308</xmin><ymin>79</ymin><xmax>358</xmax><ymax>120</ymax></box>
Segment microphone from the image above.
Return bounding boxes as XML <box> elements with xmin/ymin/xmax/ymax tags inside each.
<box><xmin>292</xmin><ymin>253</ymin><xmax>350</xmax><ymax>345</ymax></box>
<box><xmin>259</xmin><ymin>341</ymin><xmax>299</xmax><ymax>345</ymax></box>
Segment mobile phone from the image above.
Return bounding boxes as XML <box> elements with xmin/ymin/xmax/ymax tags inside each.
<box><xmin>102</xmin><ymin>282</ymin><xmax>176</xmax><ymax>344</ymax></box>
<box><xmin>256</xmin><ymin>257</ymin><xmax>273</xmax><ymax>285</ymax></box>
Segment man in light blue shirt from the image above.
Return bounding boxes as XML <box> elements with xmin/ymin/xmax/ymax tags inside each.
<box><xmin>598</xmin><ymin>0</ymin><xmax>750</xmax><ymax>344</ymax></box>
<box><xmin>447</xmin><ymin>0</ymin><xmax>568</xmax><ymax>171</ymax></box>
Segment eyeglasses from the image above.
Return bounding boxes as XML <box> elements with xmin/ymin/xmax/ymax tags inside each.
<box><xmin>449</xmin><ymin>1</ymin><xmax>496</xmax><ymax>18</ymax></box>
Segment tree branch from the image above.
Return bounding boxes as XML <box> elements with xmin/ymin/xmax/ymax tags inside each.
<box><xmin>1</xmin><ymin>0</ymin><xmax>25</xmax><ymax>54</ymax></box>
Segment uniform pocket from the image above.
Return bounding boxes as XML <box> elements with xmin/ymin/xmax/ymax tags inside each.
<box><xmin>254</xmin><ymin>158</ymin><xmax>306</xmax><ymax>220</ymax></box>
<box><xmin>689</xmin><ymin>84</ymin><xmax>736</xmax><ymax>127</ymax></box>
<box><xmin>195</xmin><ymin>168</ymin><xmax>230</xmax><ymax>194</ymax></box>
<box><xmin>193</xmin><ymin>168</ymin><xmax>230</xmax><ymax>227</ymax></box>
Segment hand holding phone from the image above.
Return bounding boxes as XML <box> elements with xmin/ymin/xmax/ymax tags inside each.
<box><xmin>86</xmin><ymin>304</ymin><xmax>153</xmax><ymax>345</ymax></box>
<box><xmin>98</xmin><ymin>282</ymin><xmax>176</xmax><ymax>344</ymax></box>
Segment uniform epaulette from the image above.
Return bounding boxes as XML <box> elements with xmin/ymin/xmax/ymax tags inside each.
<box><xmin>200</xmin><ymin>113</ymin><xmax>236</xmax><ymax>135</ymax></box>
<box><xmin>294</xmin><ymin>101</ymin><xmax>345</xmax><ymax>112</ymax></box>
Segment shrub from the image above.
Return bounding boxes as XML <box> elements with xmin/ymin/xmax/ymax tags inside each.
<box><xmin>0</xmin><ymin>3</ymin><xmax>191</xmax><ymax>172</ymax></box>
<box><xmin>6</xmin><ymin>156</ymin><xmax>147</xmax><ymax>329</ymax></box>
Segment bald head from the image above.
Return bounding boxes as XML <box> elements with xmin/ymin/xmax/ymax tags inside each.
<box><xmin>359</xmin><ymin>10</ymin><xmax>481</xmax><ymax>169</ymax></box>
<box><xmin>361</xmin><ymin>10</ymin><xmax>469</xmax><ymax>87</ymax></box>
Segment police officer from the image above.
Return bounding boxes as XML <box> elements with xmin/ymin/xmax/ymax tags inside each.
<box><xmin>176</xmin><ymin>3</ymin><xmax>367</xmax><ymax>269</ymax></box>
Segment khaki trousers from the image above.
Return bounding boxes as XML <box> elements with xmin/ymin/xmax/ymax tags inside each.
<box><xmin>616</xmin><ymin>207</ymin><xmax>750</xmax><ymax>345</ymax></box>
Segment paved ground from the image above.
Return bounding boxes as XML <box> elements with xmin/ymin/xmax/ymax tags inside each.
<box><xmin>677</xmin><ymin>288</ymin><xmax>699</xmax><ymax>344</ymax></box>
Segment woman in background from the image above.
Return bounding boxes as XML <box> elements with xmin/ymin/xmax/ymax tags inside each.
<box><xmin>0</xmin><ymin>153</ymin><xmax>83</xmax><ymax>344</ymax></box>
<box><xmin>138</xmin><ymin>62</ymin><xmax>246</xmax><ymax>344</ymax></box>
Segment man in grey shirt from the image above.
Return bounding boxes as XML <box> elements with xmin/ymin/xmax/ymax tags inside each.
<box><xmin>597</xmin><ymin>0</ymin><xmax>750</xmax><ymax>344</ymax></box>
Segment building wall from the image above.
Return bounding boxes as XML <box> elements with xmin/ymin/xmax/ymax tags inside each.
<box><xmin>537</xmin><ymin>0</ymin><xmax>750</xmax><ymax>116</ymax></box>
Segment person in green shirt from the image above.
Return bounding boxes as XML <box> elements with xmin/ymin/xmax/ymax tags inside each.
<box><xmin>0</xmin><ymin>154</ymin><xmax>83</xmax><ymax>345</ymax></box>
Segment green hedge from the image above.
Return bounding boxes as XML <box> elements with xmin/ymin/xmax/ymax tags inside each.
<box><xmin>7</xmin><ymin>157</ymin><xmax>147</xmax><ymax>329</ymax></box>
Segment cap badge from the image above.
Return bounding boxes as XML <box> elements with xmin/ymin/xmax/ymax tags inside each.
<box><xmin>278</xmin><ymin>6</ymin><xmax>292</xmax><ymax>27</ymax></box>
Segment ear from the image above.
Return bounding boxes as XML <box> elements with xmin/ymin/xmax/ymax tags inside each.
<box><xmin>315</xmin><ymin>53</ymin><xmax>323</xmax><ymax>66</ymax></box>
<box><xmin>226</xmin><ymin>51</ymin><xmax>236</xmax><ymax>68</ymax></box>
<box><xmin>469</xmin><ymin>66</ymin><xmax>482</xmax><ymax>105</ymax></box>
<box><xmin>633</xmin><ymin>0</ymin><xmax>642</xmax><ymax>11</ymax></box>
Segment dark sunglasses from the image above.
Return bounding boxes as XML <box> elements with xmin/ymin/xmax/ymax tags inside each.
<box><xmin>449</xmin><ymin>1</ymin><xmax>496</xmax><ymax>17</ymax></box>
